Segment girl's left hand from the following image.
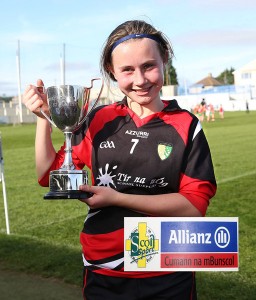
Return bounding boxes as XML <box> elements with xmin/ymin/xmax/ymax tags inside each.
<box><xmin>79</xmin><ymin>185</ymin><xmax>119</xmax><ymax>209</ymax></box>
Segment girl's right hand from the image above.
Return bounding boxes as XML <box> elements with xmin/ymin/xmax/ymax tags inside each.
<box><xmin>23</xmin><ymin>79</ymin><xmax>50</xmax><ymax>119</ymax></box>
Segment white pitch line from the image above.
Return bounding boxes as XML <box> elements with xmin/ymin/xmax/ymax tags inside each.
<box><xmin>218</xmin><ymin>170</ymin><xmax>256</xmax><ymax>184</ymax></box>
<box><xmin>22</xmin><ymin>214</ymin><xmax>85</xmax><ymax>231</ymax></box>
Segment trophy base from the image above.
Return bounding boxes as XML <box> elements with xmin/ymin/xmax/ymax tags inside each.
<box><xmin>44</xmin><ymin>169</ymin><xmax>91</xmax><ymax>200</ymax></box>
<box><xmin>44</xmin><ymin>190</ymin><xmax>92</xmax><ymax>200</ymax></box>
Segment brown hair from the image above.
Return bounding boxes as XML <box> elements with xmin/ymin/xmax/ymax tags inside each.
<box><xmin>100</xmin><ymin>20</ymin><xmax>174</xmax><ymax>83</ymax></box>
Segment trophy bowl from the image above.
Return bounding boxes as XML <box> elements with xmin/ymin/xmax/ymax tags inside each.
<box><xmin>40</xmin><ymin>79</ymin><xmax>103</xmax><ymax>200</ymax></box>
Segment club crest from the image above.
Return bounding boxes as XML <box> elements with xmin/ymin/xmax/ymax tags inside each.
<box><xmin>158</xmin><ymin>143</ymin><xmax>173</xmax><ymax>160</ymax></box>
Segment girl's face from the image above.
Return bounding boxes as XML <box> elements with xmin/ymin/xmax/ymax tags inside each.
<box><xmin>111</xmin><ymin>38</ymin><xmax>165</xmax><ymax>109</ymax></box>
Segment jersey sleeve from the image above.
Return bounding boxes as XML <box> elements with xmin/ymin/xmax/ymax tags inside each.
<box><xmin>179</xmin><ymin>119</ymin><xmax>217</xmax><ymax>216</ymax></box>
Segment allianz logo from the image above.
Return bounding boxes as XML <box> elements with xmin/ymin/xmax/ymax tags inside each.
<box><xmin>100</xmin><ymin>141</ymin><xmax>115</xmax><ymax>149</ymax></box>
<box><xmin>168</xmin><ymin>227</ymin><xmax>230</xmax><ymax>248</ymax></box>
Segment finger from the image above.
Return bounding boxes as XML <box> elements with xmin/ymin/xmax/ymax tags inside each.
<box><xmin>37</xmin><ymin>86</ymin><xmax>45</xmax><ymax>94</ymax></box>
<box><xmin>79</xmin><ymin>184</ymin><xmax>92</xmax><ymax>192</ymax></box>
<box><xmin>23</xmin><ymin>87</ymin><xmax>37</xmax><ymax>104</ymax></box>
<box><xmin>79</xmin><ymin>185</ymin><xmax>98</xmax><ymax>197</ymax></box>
<box><xmin>24</xmin><ymin>89</ymin><xmax>44</xmax><ymax>112</ymax></box>
<box><xmin>36</xmin><ymin>79</ymin><xmax>46</xmax><ymax>94</ymax></box>
<box><xmin>37</xmin><ymin>79</ymin><xmax>44</xmax><ymax>87</ymax></box>
<box><xmin>24</xmin><ymin>84</ymin><xmax>34</xmax><ymax>94</ymax></box>
<box><xmin>26</xmin><ymin>97</ymin><xmax>43</xmax><ymax>112</ymax></box>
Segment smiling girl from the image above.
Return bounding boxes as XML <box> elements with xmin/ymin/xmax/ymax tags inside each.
<box><xmin>23</xmin><ymin>20</ymin><xmax>216</xmax><ymax>300</ymax></box>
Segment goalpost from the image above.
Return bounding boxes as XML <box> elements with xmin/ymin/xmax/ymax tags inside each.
<box><xmin>0</xmin><ymin>133</ymin><xmax>10</xmax><ymax>234</ymax></box>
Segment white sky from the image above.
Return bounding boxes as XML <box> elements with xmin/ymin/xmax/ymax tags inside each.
<box><xmin>1</xmin><ymin>0</ymin><xmax>256</xmax><ymax>96</ymax></box>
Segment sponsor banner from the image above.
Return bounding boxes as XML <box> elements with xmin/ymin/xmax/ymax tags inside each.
<box><xmin>124</xmin><ymin>217</ymin><xmax>239</xmax><ymax>272</ymax></box>
<box><xmin>161</xmin><ymin>253</ymin><xmax>238</xmax><ymax>270</ymax></box>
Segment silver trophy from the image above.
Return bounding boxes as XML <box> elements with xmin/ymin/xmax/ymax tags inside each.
<box><xmin>40</xmin><ymin>79</ymin><xmax>103</xmax><ymax>200</ymax></box>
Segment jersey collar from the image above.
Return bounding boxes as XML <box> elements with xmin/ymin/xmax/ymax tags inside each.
<box><xmin>118</xmin><ymin>97</ymin><xmax>181</xmax><ymax>112</ymax></box>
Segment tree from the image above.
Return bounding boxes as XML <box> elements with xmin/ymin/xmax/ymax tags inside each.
<box><xmin>216</xmin><ymin>67</ymin><xmax>235</xmax><ymax>85</ymax></box>
<box><xmin>0</xmin><ymin>96</ymin><xmax>12</xmax><ymax>102</ymax></box>
<box><xmin>164</xmin><ymin>60</ymin><xmax>178</xmax><ymax>85</ymax></box>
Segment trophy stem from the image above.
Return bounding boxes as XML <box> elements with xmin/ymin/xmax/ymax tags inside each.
<box><xmin>60</xmin><ymin>132</ymin><xmax>75</xmax><ymax>170</ymax></box>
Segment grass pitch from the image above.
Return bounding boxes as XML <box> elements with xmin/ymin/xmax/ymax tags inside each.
<box><xmin>0</xmin><ymin>110</ymin><xmax>255</xmax><ymax>299</ymax></box>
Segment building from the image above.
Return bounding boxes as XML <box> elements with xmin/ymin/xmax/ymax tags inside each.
<box><xmin>189</xmin><ymin>73</ymin><xmax>222</xmax><ymax>94</ymax></box>
<box><xmin>233</xmin><ymin>59</ymin><xmax>256</xmax><ymax>87</ymax></box>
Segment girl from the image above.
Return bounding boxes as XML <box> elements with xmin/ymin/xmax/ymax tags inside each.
<box><xmin>23</xmin><ymin>20</ymin><xmax>216</xmax><ymax>300</ymax></box>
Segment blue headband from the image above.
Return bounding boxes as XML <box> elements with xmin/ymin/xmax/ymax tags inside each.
<box><xmin>111</xmin><ymin>33</ymin><xmax>161</xmax><ymax>53</ymax></box>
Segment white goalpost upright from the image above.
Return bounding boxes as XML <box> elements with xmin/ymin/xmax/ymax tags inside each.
<box><xmin>0</xmin><ymin>134</ymin><xmax>10</xmax><ymax>234</ymax></box>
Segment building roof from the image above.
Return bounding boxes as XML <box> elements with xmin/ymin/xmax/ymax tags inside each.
<box><xmin>195</xmin><ymin>73</ymin><xmax>222</xmax><ymax>87</ymax></box>
<box><xmin>233</xmin><ymin>59</ymin><xmax>256</xmax><ymax>73</ymax></box>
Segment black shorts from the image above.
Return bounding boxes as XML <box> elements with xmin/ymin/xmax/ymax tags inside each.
<box><xmin>83</xmin><ymin>269</ymin><xmax>197</xmax><ymax>300</ymax></box>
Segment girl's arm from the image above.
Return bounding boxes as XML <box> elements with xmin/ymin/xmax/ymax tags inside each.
<box><xmin>23</xmin><ymin>79</ymin><xmax>56</xmax><ymax>179</ymax></box>
<box><xmin>79</xmin><ymin>185</ymin><xmax>203</xmax><ymax>217</ymax></box>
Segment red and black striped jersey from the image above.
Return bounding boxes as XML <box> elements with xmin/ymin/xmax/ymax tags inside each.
<box><xmin>39</xmin><ymin>98</ymin><xmax>217</xmax><ymax>278</ymax></box>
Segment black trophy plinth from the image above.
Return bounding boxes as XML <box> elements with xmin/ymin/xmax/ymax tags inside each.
<box><xmin>43</xmin><ymin>190</ymin><xmax>92</xmax><ymax>200</ymax></box>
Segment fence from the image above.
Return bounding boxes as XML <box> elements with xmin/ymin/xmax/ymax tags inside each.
<box><xmin>1</xmin><ymin>84</ymin><xmax>255</xmax><ymax>125</ymax></box>
<box><xmin>0</xmin><ymin>101</ymin><xmax>37</xmax><ymax>124</ymax></box>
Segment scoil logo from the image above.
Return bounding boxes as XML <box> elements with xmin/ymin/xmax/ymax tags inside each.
<box><xmin>125</xmin><ymin>222</ymin><xmax>159</xmax><ymax>268</ymax></box>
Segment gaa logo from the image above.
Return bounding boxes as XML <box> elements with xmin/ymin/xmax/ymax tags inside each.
<box><xmin>125</xmin><ymin>222</ymin><xmax>159</xmax><ymax>268</ymax></box>
<box><xmin>99</xmin><ymin>141</ymin><xmax>115</xmax><ymax>149</ymax></box>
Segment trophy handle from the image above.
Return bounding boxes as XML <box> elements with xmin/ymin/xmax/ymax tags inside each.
<box><xmin>36</xmin><ymin>86</ymin><xmax>57</xmax><ymax>128</ymax></box>
<box><xmin>40</xmin><ymin>108</ymin><xmax>57</xmax><ymax>128</ymax></box>
<box><xmin>77</xmin><ymin>78</ymin><xmax>104</xmax><ymax>127</ymax></box>
<box><xmin>89</xmin><ymin>78</ymin><xmax>104</xmax><ymax>111</ymax></box>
